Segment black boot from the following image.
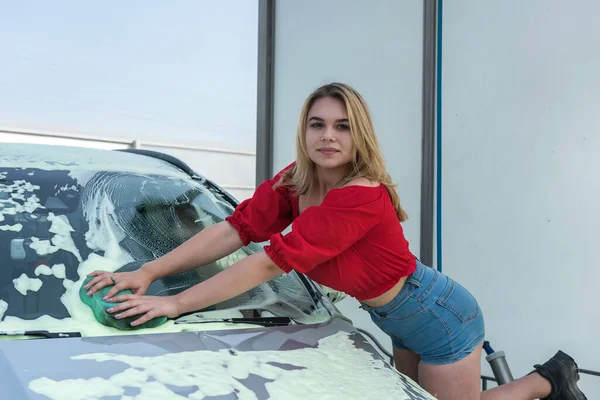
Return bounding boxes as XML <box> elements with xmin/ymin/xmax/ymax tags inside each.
<box><xmin>531</xmin><ymin>350</ymin><xmax>587</xmax><ymax>400</ymax></box>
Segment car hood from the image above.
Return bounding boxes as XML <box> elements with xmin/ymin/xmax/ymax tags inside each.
<box><xmin>0</xmin><ymin>317</ymin><xmax>434</xmax><ymax>400</ymax></box>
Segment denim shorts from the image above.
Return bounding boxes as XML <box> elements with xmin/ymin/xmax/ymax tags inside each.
<box><xmin>360</xmin><ymin>259</ymin><xmax>485</xmax><ymax>365</ymax></box>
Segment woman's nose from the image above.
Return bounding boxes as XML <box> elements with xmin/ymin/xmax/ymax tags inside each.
<box><xmin>321</xmin><ymin>127</ymin><xmax>335</xmax><ymax>141</ymax></box>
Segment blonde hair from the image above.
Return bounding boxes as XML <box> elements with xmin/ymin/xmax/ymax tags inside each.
<box><xmin>275</xmin><ymin>82</ymin><xmax>409</xmax><ymax>222</ymax></box>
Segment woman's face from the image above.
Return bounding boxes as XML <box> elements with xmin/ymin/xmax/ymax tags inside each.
<box><xmin>304</xmin><ymin>96</ymin><xmax>354</xmax><ymax>170</ymax></box>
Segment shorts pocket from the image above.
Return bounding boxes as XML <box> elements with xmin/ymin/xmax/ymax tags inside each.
<box><xmin>435</xmin><ymin>280</ymin><xmax>479</xmax><ymax>323</ymax></box>
<box><xmin>382</xmin><ymin>296</ymin><xmax>426</xmax><ymax>321</ymax></box>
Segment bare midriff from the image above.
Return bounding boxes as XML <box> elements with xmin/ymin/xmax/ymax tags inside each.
<box><xmin>360</xmin><ymin>275</ymin><xmax>408</xmax><ymax>308</ymax></box>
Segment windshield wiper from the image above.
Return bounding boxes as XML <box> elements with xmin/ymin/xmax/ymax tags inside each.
<box><xmin>0</xmin><ymin>330</ymin><xmax>82</xmax><ymax>339</ymax></box>
<box><xmin>174</xmin><ymin>316</ymin><xmax>292</xmax><ymax>327</ymax></box>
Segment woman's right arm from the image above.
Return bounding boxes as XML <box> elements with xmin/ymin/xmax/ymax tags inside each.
<box><xmin>85</xmin><ymin>220</ymin><xmax>244</xmax><ymax>297</ymax></box>
<box><xmin>141</xmin><ymin>220</ymin><xmax>243</xmax><ymax>281</ymax></box>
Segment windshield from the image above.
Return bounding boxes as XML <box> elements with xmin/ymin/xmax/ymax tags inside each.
<box><xmin>0</xmin><ymin>152</ymin><xmax>330</xmax><ymax>336</ymax></box>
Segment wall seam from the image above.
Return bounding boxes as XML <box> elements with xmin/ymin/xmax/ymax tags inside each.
<box><xmin>255</xmin><ymin>0</ymin><xmax>276</xmax><ymax>185</ymax></box>
<box><xmin>420</xmin><ymin>0</ymin><xmax>438</xmax><ymax>268</ymax></box>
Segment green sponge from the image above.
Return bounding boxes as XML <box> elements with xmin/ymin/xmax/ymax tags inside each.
<box><xmin>79</xmin><ymin>276</ymin><xmax>167</xmax><ymax>330</ymax></box>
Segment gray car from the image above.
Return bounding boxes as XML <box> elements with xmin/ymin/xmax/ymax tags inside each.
<box><xmin>0</xmin><ymin>143</ymin><xmax>435</xmax><ymax>400</ymax></box>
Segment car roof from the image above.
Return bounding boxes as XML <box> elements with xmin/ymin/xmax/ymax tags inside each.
<box><xmin>0</xmin><ymin>142</ymin><xmax>192</xmax><ymax>180</ymax></box>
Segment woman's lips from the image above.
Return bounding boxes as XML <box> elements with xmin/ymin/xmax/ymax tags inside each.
<box><xmin>318</xmin><ymin>148</ymin><xmax>339</xmax><ymax>156</ymax></box>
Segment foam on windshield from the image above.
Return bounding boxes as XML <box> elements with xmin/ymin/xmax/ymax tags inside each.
<box><xmin>47</xmin><ymin>213</ymin><xmax>82</xmax><ymax>262</ymax></box>
<box><xmin>0</xmin><ymin>154</ymin><xmax>330</xmax><ymax>337</ymax></box>
<box><xmin>13</xmin><ymin>273</ymin><xmax>43</xmax><ymax>296</ymax></box>
<box><xmin>0</xmin><ymin>300</ymin><xmax>7</xmax><ymax>320</ymax></box>
<box><xmin>0</xmin><ymin>224</ymin><xmax>22</xmax><ymax>232</ymax></box>
<box><xmin>34</xmin><ymin>263</ymin><xmax>67</xmax><ymax>279</ymax></box>
<box><xmin>0</xmin><ymin>170</ymin><xmax>249</xmax><ymax>336</ymax></box>
<box><xmin>0</xmin><ymin>177</ymin><xmax>44</xmax><ymax>230</ymax></box>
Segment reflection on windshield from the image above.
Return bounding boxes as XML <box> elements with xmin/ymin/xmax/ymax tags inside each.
<box><xmin>0</xmin><ymin>166</ymin><xmax>329</xmax><ymax>334</ymax></box>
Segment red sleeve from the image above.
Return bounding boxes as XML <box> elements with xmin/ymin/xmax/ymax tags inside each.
<box><xmin>263</xmin><ymin>186</ymin><xmax>383</xmax><ymax>274</ymax></box>
<box><xmin>225</xmin><ymin>163</ymin><xmax>296</xmax><ymax>245</ymax></box>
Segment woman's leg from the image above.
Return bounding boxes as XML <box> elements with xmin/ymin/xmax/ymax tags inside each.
<box><xmin>418</xmin><ymin>345</ymin><xmax>585</xmax><ymax>400</ymax></box>
<box><xmin>479</xmin><ymin>374</ymin><xmax>551</xmax><ymax>400</ymax></box>
<box><xmin>393</xmin><ymin>347</ymin><xmax>420</xmax><ymax>383</ymax></box>
<box><xmin>418</xmin><ymin>341</ymin><xmax>484</xmax><ymax>400</ymax></box>
<box><xmin>419</xmin><ymin>340</ymin><xmax>549</xmax><ymax>400</ymax></box>
<box><xmin>418</xmin><ymin>341</ymin><xmax>550</xmax><ymax>400</ymax></box>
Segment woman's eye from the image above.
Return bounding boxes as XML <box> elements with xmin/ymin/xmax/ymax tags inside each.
<box><xmin>337</xmin><ymin>124</ymin><xmax>350</xmax><ymax>130</ymax></box>
<box><xmin>310</xmin><ymin>123</ymin><xmax>323</xmax><ymax>128</ymax></box>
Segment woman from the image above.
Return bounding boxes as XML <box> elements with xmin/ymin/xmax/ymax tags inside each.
<box><xmin>85</xmin><ymin>82</ymin><xmax>586</xmax><ymax>400</ymax></box>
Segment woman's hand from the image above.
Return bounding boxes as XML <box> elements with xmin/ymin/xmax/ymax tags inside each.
<box><xmin>105</xmin><ymin>294</ymin><xmax>181</xmax><ymax>327</ymax></box>
<box><xmin>84</xmin><ymin>268</ymin><xmax>153</xmax><ymax>300</ymax></box>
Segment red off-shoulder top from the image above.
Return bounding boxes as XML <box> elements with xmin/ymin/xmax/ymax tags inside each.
<box><xmin>225</xmin><ymin>163</ymin><xmax>416</xmax><ymax>301</ymax></box>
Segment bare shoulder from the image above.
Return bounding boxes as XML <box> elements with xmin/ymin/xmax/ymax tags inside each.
<box><xmin>342</xmin><ymin>177</ymin><xmax>380</xmax><ymax>188</ymax></box>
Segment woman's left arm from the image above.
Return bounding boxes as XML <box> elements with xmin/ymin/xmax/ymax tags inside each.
<box><xmin>105</xmin><ymin>252</ymin><xmax>283</xmax><ymax>327</ymax></box>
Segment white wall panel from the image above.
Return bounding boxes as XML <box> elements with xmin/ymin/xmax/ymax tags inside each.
<box><xmin>441</xmin><ymin>1</ymin><xmax>599</xmax><ymax>395</ymax></box>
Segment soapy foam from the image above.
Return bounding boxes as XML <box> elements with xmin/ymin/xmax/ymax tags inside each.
<box><xmin>52</xmin><ymin>264</ymin><xmax>67</xmax><ymax>279</ymax></box>
<box><xmin>0</xmin><ymin>172</ymin><xmax>135</xmax><ymax>335</ymax></box>
<box><xmin>0</xmin><ymin>205</ymin><xmax>16</xmax><ymax>214</ymax></box>
<box><xmin>34</xmin><ymin>264</ymin><xmax>67</xmax><ymax>279</ymax></box>
<box><xmin>27</xmin><ymin>331</ymin><xmax>433</xmax><ymax>400</ymax></box>
<box><xmin>54</xmin><ymin>187</ymin><xmax>136</xmax><ymax>333</ymax></box>
<box><xmin>27</xmin><ymin>213</ymin><xmax>82</xmax><ymax>261</ymax></box>
<box><xmin>29</xmin><ymin>237</ymin><xmax>59</xmax><ymax>256</ymax></box>
<box><xmin>19</xmin><ymin>194</ymin><xmax>44</xmax><ymax>213</ymax></box>
<box><xmin>34</xmin><ymin>265</ymin><xmax>54</xmax><ymax>276</ymax></box>
<box><xmin>82</xmin><ymin>190</ymin><xmax>128</xmax><ymax>261</ymax></box>
<box><xmin>13</xmin><ymin>273</ymin><xmax>43</xmax><ymax>296</ymax></box>
<box><xmin>47</xmin><ymin>213</ymin><xmax>83</xmax><ymax>262</ymax></box>
<box><xmin>0</xmin><ymin>223</ymin><xmax>22</xmax><ymax>232</ymax></box>
<box><xmin>0</xmin><ymin>300</ymin><xmax>7</xmax><ymax>320</ymax></box>
<box><xmin>0</xmin><ymin>178</ymin><xmax>45</xmax><ymax>233</ymax></box>
<box><xmin>11</xmin><ymin>192</ymin><xmax>25</xmax><ymax>201</ymax></box>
